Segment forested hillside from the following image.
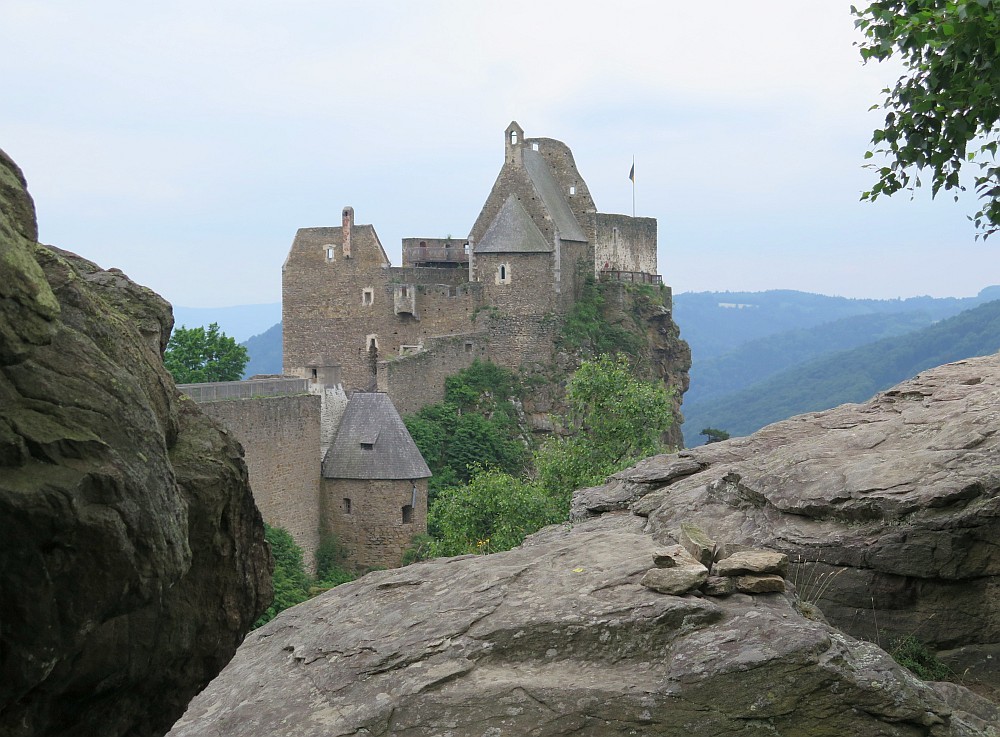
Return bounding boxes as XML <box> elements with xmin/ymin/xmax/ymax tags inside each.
<box><xmin>688</xmin><ymin>311</ymin><xmax>935</xmax><ymax>406</ymax></box>
<box><xmin>674</xmin><ymin>286</ymin><xmax>1000</xmax><ymax>360</ymax></box>
<box><xmin>682</xmin><ymin>299</ymin><xmax>1000</xmax><ymax>440</ymax></box>
<box><xmin>242</xmin><ymin>322</ymin><xmax>282</xmax><ymax>377</ymax></box>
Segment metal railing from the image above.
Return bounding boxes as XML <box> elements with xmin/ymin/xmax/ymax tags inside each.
<box><xmin>598</xmin><ymin>270</ymin><xmax>663</xmax><ymax>285</ymax></box>
<box><xmin>178</xmin><ymin>377</ymin><xmax>309</xmax><ymax>402</ymax></box>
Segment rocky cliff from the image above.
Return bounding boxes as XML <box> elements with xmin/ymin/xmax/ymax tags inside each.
<box><xmin>519</xmin><ymin>281</ymin><xmax>691</xmax><ymax>449</ymax></box>
<box><xmin>170</xmin><ymin>354</ymin><xmax>1000</xmax><ymax>735</ymax></box>
<box><xmin>0</xmin><ymin>149</ymin><xmax>272</xmax><ymax>737</ymax></box>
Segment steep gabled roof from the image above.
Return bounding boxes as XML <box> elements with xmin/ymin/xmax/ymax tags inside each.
<box><xmin>322</xmin><ymin>393</ymin><xmax>431</xmax><ymax>480</ymax></box>
<box><xmin>522</xmin><ymin>148</ymin><xmax>587</xmax><ymax>243</ymax></box>
<box><xmin>475</xmin><ymin>195</ymin><xmax>551</xmax><ymax>254</ymax></box>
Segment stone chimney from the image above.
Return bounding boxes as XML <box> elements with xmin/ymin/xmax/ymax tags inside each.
<box><xmin>342</xmin><ymin>206</ymin><xmax>354</xmax><ymax>258</ymax></box>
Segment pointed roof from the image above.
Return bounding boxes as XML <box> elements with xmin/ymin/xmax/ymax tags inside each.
<box><xmin>522</xmin><ymin>148</ymin><xmax>587</xmax><ymax>242</ymax></box>
<box><xmin>475</xmin><ymin>195</ymin><xmax>552</xmax><ymax>254</ymax></box>
<box><xmin>322</xmin><ymin>393</ymin><xmax>431</xmax><ymax>480</ymax></box>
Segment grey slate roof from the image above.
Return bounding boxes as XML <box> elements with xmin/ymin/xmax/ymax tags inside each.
<box><xmin>476</xmin><ymin>195</ymin><xmax>552</xmax><ymax>254</ymax></box>
<box><xmin>322</xmin><ymin>392</ymin><xmax>431</xmax><ymax>480</ymax></box>
<box><xmin>522</xmin><ymin>148</ymin><xmax>587</xmax><ymax>242</ymax></box>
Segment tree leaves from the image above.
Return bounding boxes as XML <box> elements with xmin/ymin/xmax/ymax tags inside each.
<box><xmin>163</xmin><ymin>322</ymin><xmax>249</xmax><ymax>384</ymax></box>
<box><xmin>854</xmin><ymin>0</ymin><xmax>1000</xmax><ymax>237</ymax></box>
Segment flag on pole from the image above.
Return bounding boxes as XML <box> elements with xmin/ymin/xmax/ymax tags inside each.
<box><xmin>629</xmin><ymin>162</ymin><xmax>635</xmax><ymax>182</ymax></box>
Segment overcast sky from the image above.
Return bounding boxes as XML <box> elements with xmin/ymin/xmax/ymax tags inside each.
<box><xmin>3</xmin><ymin>1</ymin><xmax>998</xmax><ymax>308</ymax></box>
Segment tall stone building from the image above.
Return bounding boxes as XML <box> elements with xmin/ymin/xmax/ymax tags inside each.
<box><xmin>282</xmin><ymin>122</ymin><xmax>667</xmax><ymax>416</ymax></box>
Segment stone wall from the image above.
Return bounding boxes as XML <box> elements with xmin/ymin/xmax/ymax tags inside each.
<box><xmin>283</xmin><ymin>219</ymin><xmax>483</xmax><ymax>393</ymax></box>
<box><xmin>320</xmin><ymin>477</ymin><xmax>428</xmax><ymax>570</ymax></box>
<box><xmin>378</xmin><ymin>331</ymin><xmax>490</xmax><ymax>415</ymax></box>
<box><xmin>200</xmin><ymin>394</ymin><xmax>322</xmax><ymax>568</ymax></box>
<box><xmin>594</xmin><ymin>213</ymin><xmax>657</xmax><ymax>276</ymax></box>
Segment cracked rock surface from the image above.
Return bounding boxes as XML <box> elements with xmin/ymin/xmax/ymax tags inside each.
<box><xmin>173</xmin><ymin>353</ymin><xmax>1000</xmax><ymax>735</ymax></box>
<box><xmin>0</xmin><ymin>149</ymin><xmax>272</xmax><ymax>737</ymax></box>
<box><xmin>588</xmin><ymin>353</ymin><xmax>1000</xmax><ymax>699</ymax></box>
<box><xmin>172</xmin><ymin>517</ymin><xmax>997</xmax><ymax>734</ymax></box>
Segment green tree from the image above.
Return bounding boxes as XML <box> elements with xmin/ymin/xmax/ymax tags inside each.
<box><xmin>403</xmin><ymin>360</ymin><xmax>529</xmax><ymax>499</ymax></box>
<box><xmin>255</xmin><ymin>525</ymin><xmax>311</xmax><ymax>627</ymax></box>
<box><xmin>700</xmin><ymin>427</ymin><xmax>730</xmax><ymax>444</ymax></box>
<box><xmin>854</xmin><ymin>1</ymin><xmax>1000</xmax><ymax>235</ymax></box>
<box><xmin>428</xmin><ymin>467</ymin><xmax>559</xmax><ymax>556</ymax></box>
<box><xmin>255</xmin><ymin>526</ymin><xmax>356</xmax><ymax>628</ymax></box>
<box><xmin>535</xmin><ymin>354</ymin><xmax>674</xmax><ymax>511</ymax></box>
<box><xmin>164</xmin><ymin>322</ymin><xmax>249</xmax><ymax>384</ymax></box>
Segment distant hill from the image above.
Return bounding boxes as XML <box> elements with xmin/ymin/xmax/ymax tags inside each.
<box><xmin>687</xmin><ymin>311</ymin><xmax>936</xmax><ymax>407</ymax></box>
<box><xmin>172</xmin><ymin>303</ymin><xmax>281</xmax><ymax>343</ymax></box>
<box><xmin>673</xmin><ymin>286</ymin><xmax>1000</xmax><ymax>361</ymax></box>
<box><xmin>242</xmin><ymin>322</ymin><xmax>283</xmax><ymax>378</ymax></box>
<box><xmin>682</xmin><ymin>299</ymin><xmax>1000</xmax><ymax>443</ymax></box>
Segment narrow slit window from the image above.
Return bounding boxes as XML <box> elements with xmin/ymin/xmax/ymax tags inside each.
<box><xmin>325</xmin><ymin>245</ymin><xmax>335</xmax><ymax>261</ymax></box>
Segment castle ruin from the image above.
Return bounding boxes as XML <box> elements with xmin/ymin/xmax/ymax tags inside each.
<box><xmin>282</xmin><ymin>121</ymin><xmax>664</xmax><ymax>415</ymax></box>
<box><xmin>187</xmin><ymin>122</ymin><xmax>681</xmax><ymax>573</ymax></box>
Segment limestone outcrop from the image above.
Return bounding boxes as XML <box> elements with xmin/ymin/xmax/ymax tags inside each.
<box><xmin>576</xmin><ymin>352</ymin><xmax>1000</xmax><ymax>697</ymax></box>
<box><xmin>170</xmin><ymin>510</ymin><xmax>998</xmax><ymax>735</ymax></box>
<box><xmin>169</xmin><ymin>367</ymin><xmax>994</xmax><ymax>734</ymax></box>
<box><xmin>171</xmin><ymin>353</ymin><xmax>1000</xmax><ymax>735</ymax></box>
<box><xmin>0</xmin><ymin>149</ymin><xmax>272</xmax><ymax>737</ymax></box>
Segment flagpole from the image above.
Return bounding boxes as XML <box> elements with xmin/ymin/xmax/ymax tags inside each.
<box><xmin>631</xmin><ymin>156</ymin><xmax>635</xmax><ymax>217</ymax></box>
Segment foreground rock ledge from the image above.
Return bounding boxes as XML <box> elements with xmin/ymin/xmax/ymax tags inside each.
<box><xmin>171</xmin><ymin>512</ymin><xmax>997</xmax><ymax>736</ymax></box>
<box><xmin>172</xmin><ymin>354</ymin><xmax>1000</xmax><ymax>735</ymax></box>
<box><xmin>585</xmin><ymin>352</ymin><xmax>1000</xmax><ymax>699</ymax></box>
<box><xmin>0</xmin><ymin>149</ymin><xmax>272</xmax><ymax>737</ymax></box>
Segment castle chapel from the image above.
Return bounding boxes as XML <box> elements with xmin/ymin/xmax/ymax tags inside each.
<box><xmin>282</xmin><ymin>121</ymin><xmax>662</xmax><ymax>416</ymax></box>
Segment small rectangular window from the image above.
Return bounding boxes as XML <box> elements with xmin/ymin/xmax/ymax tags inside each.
<box><xmin>531</xmin><ymin>142</ymin><xmax>539</xmax><ymax>151</ymax></box>
<box><xmin>343</xmin><ymin>498</ymin><xmax>352</xmax><ymax>514</ymax></box>
<box><xmin>362</xmin><ymin>289</ymin><xmax>374</xmax><ymax>305</ymax></box>
<box><xmin>361</xmin><ymin>442</ymin><xmax>374</xmax><ymax>451</ymax></box>
<box><xmin>402</xmin><ymin>505</ymin><xmax>414</xmax><ymax>524</ymax></box>
<box><xmin>326</xmin><ymin>246</ymin><xmax>335</xmax><ymax>261</ymax></box>
<box><xmin>569</xmin><ymin>185</ymin><xmax>576</xmax><ymax>195</ymax></box>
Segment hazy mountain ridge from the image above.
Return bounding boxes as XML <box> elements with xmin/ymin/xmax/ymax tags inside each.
<box><xmin>172</xmin><ymin>303</ymin><xmax>280</xmax><ymax>344</ymax></box>
<box><xmin>674</xmin><ymin>286</ymin><xmax>1000</xmax><ymax>361</ymax></box>
<box><xmin>682</xmin><ymin>298</ymin><xmax>1000</xmax><ymax>441</ymax></box>
<box><xmin>687</xmin><ymin>311</ymin><xmax>937</xmax><ymax>406</ymax></box>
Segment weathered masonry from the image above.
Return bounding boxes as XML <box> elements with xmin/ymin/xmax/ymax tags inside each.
<box><xmin>182</xmin><ymin>378</ymin><xmax>426</xmax><ymax>571</ymax></box>
<box><xmin>282</xmin><ymin>121</ymin><xmax>665</xmax><ymax>413</ymax></box>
